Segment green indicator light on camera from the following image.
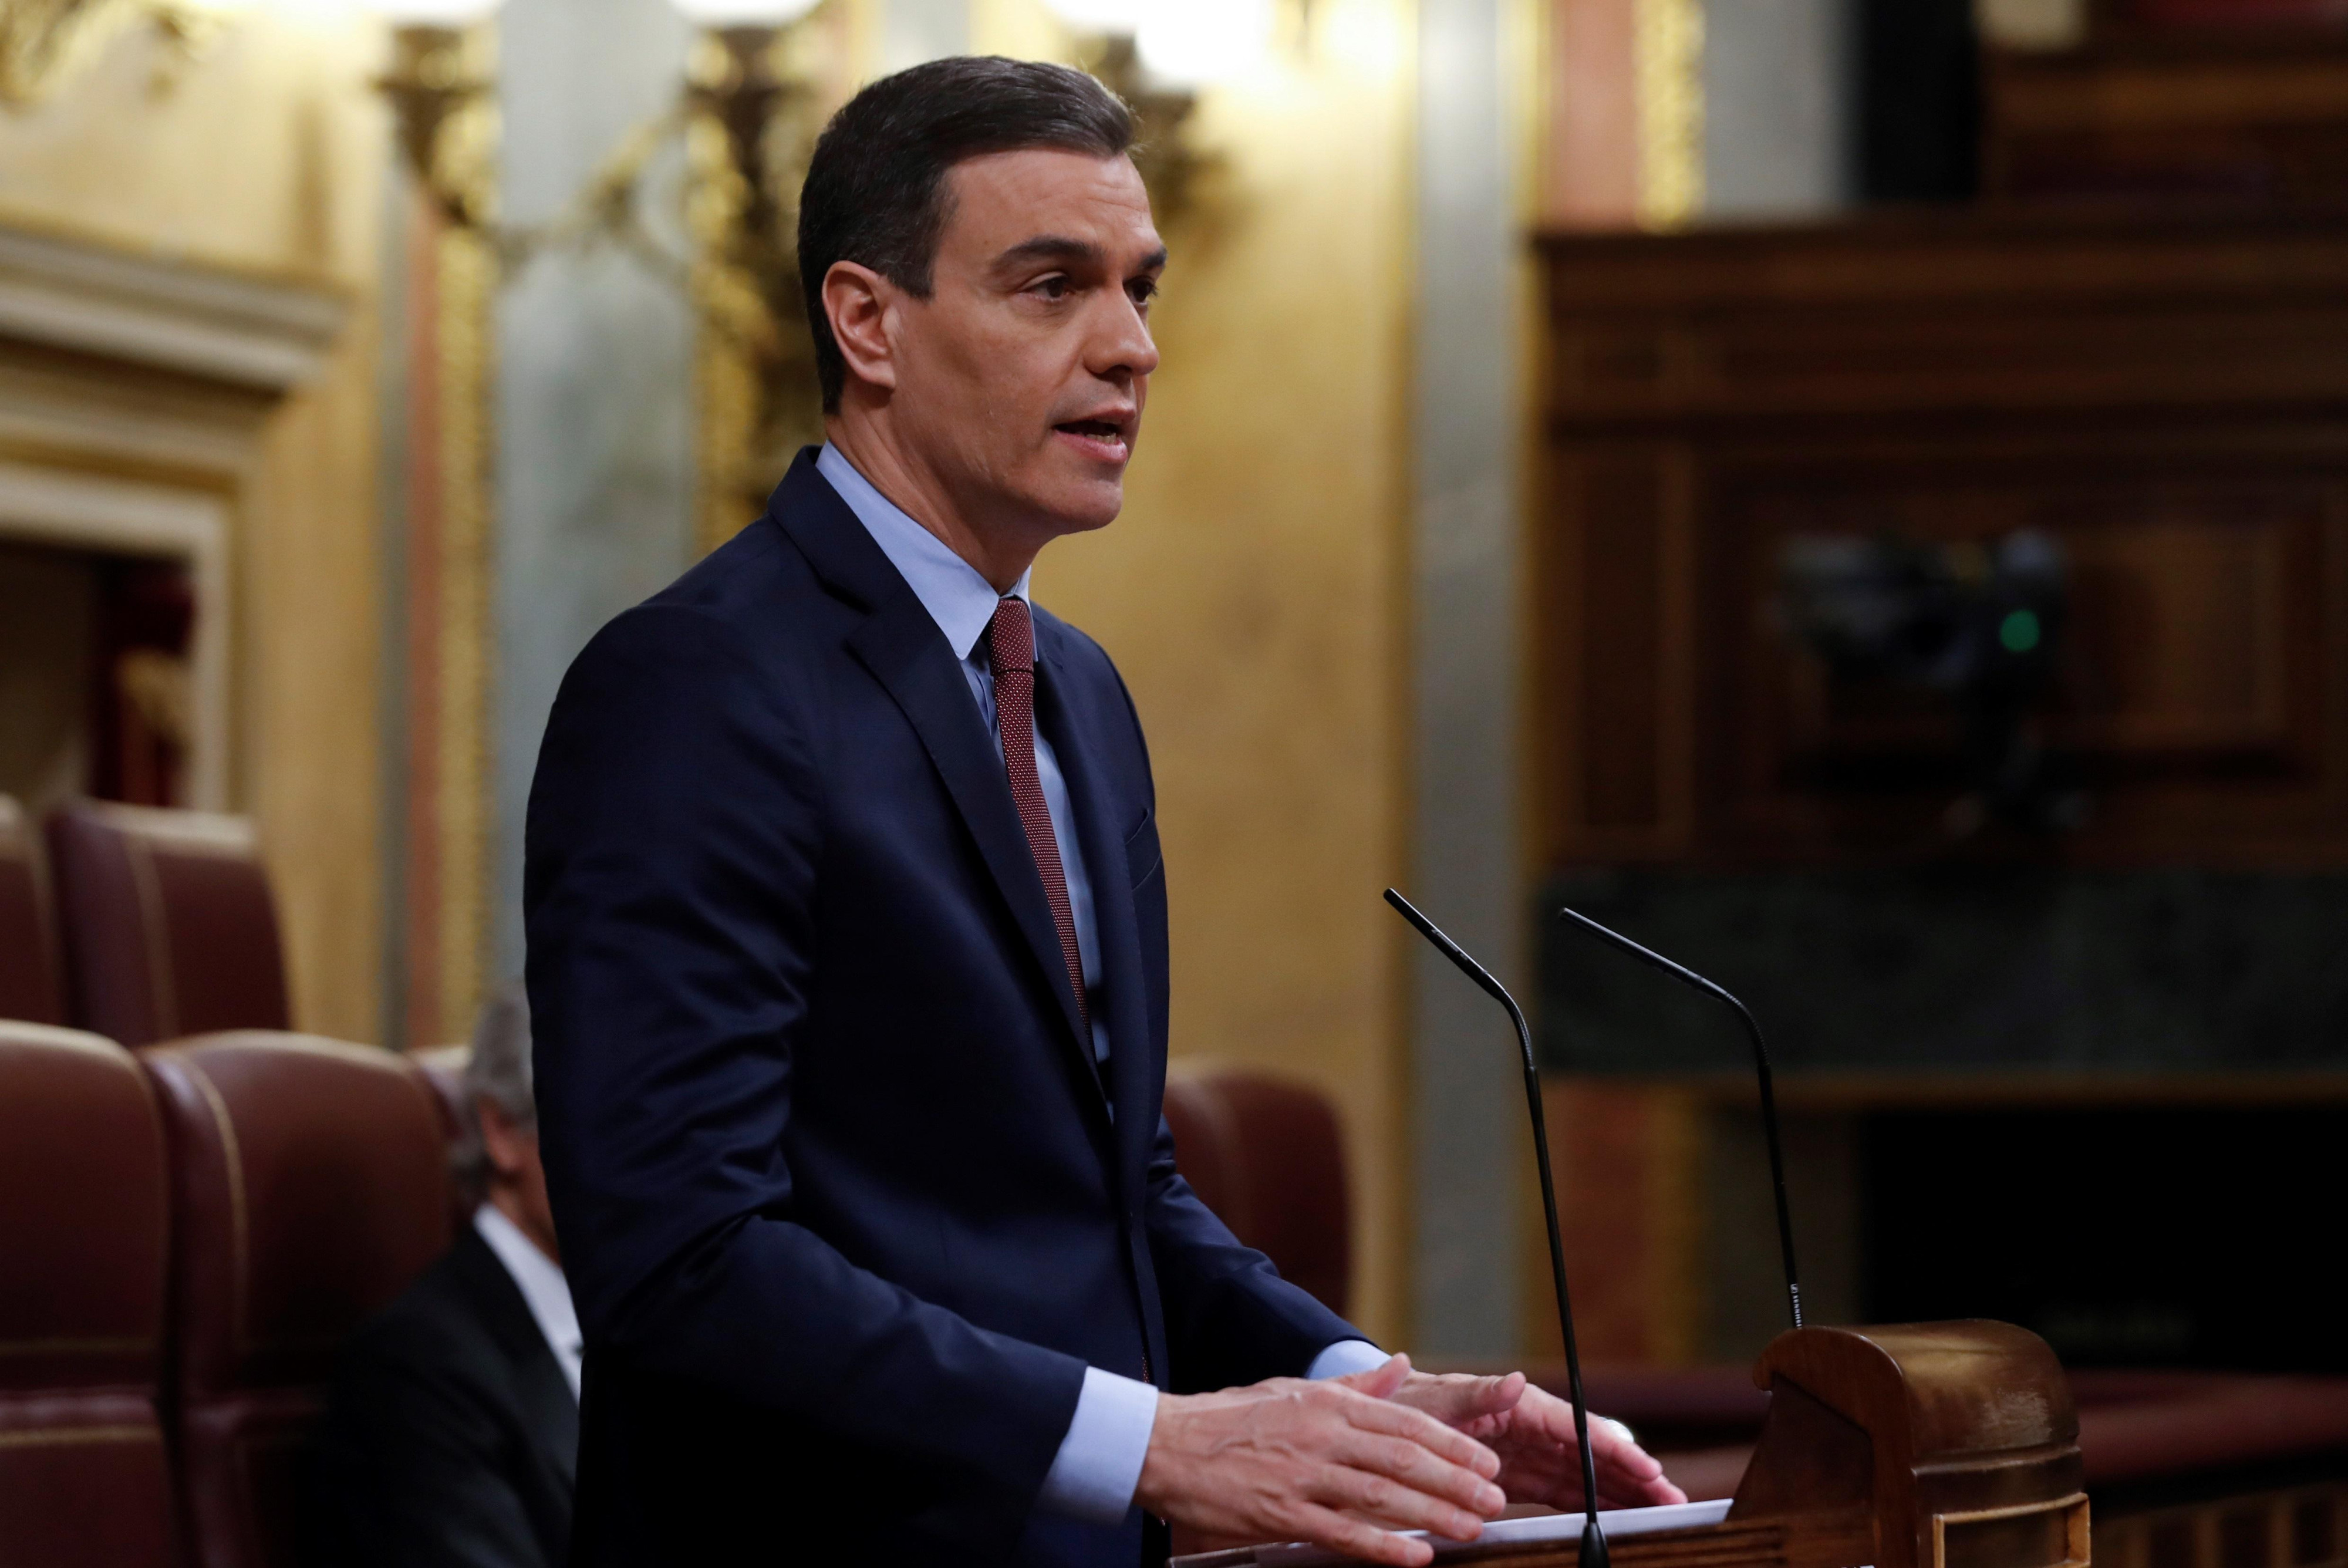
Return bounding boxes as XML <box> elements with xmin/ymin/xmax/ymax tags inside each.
<box><xmin>1999</xmin><ymin>609</ymin><xmax>2042</xmax><ymax>655</ymax></box>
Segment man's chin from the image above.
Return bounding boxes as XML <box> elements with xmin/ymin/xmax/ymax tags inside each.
<box><xmin>1025</xmin><ymin>476</ymin><xmax>1126</xmax><ymax>537</ymax></box>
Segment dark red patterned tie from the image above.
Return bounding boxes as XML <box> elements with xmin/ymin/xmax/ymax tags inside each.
<box><xmin>986</xmin><ymin>597</ymin><xmax>1089</xmax><ymax>1034</ymax></box>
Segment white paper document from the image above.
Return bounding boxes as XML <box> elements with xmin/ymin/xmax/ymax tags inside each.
<box><xmin>1250</xmin><ymin>1498</ymin><xmax>1735</xmax><ymax>1566</ymax></box>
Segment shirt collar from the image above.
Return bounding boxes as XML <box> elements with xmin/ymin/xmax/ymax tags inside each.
<box><xmin>816</xmin><ymin>441</ymin><xmax>1031</xmax><ymax>662</ymax></box>
<box><xmin>473</xmin><ymin>1203</ymin><xmax>582</xmax><ymax>1397</ymax></box>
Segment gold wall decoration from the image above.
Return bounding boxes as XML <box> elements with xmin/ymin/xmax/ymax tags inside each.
<box><xmin>1632</xmin><ymin>0</ymin><xmax>1703</xmax><ymax>230</ymax></box>
<box><xmin>376</xmin><ymin>23</ymin><xmax>496</xmax><ymax>234</ymax></box>
<box><xmin>378</xmin><ymin>8</ymin><xmax>842</xmax><ymax>559</ymax></box>
<box><xmin>1079</xmin><ymin>33</ymin><xmax>1211</xmax><ymax>228</ymax></box>
<box><xmin>687</xmin><ymin>22</ymin><xmax>829</xmax><ymax>555</ymax></box>
<box><xmin>0</xmin><ymin>0</ymin><xmax>231</xmax><ymax>109</ymax></box>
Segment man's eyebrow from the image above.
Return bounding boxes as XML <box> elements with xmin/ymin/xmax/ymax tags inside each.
<box><xmin>993</xmin><ymin>235</ymin><xmax>1103</xmax><ymax>271</ymax></box>
<box><xmin>991</xmin><ymin>236</ymin><xmax>1170</xmax><ymax>274</ymax></box>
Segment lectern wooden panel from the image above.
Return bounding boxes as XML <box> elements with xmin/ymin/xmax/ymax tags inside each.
<box><xmin>1176</xmin><ymin>1321</ymin><xmax>2087</xmax><ymax>1568</ymax></box>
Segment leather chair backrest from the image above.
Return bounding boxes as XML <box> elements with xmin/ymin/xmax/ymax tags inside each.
<box><xmin>0</xmin><ymin>795</ymin><xmax>65</xmax><ymax>1024</ymax></box>
<box><xmin>143</xmin><ymin>1033</ymin><xmax>453</xmax><ymax>1568</ymax></box>
<box><xmin>0</xmin><ymin>1021</ymin><xmax>179</xmax><ymax>1567</ymax></box>
<box><xmin>47</xmin><ymin>802</ymin><xmax>288</xmax><ymax>1047</ymax></box>
<box><xmin>1160</xmin><ymin>1065</ymin><xmax>1353</xmax><ymax>1317</ymax></box>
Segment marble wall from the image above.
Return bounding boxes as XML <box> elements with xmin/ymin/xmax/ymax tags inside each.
<box><xmin>1409</xmin><ymin>0</ymin><xmax>1534</xmax><ymax>1360</ymax></box>
<box><xmin>1700</xmin><ymin>0</ymin><xmax>1853</xmax><ymax>218</ymax></box>
<box><xmin>488</xmin><ymin>0</ymin><xmax>699</xmax><ymax>982</ymax></box>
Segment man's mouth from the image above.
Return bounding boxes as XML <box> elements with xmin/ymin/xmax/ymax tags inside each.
<box><xmin>1053</xmin><ymin>416</ymin><xmax>1132</xmax><ymax>462</ymax></box>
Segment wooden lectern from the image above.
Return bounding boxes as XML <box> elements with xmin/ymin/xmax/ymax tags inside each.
<box><xmin>1178</xmin><ymin>1320</ymin><xmax>2088</xmax><ymax>1568</ymax></box>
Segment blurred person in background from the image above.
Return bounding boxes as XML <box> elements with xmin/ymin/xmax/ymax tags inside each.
<box><xmin>303</xmin><ymin>987</ymin><xmax>578</xmax><ymax>1568</ymax></box>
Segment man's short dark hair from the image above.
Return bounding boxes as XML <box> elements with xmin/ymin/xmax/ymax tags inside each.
<box><xmin>797</xmin><ymin>56</ymin><xmax>1135</xmax><ymax>414</ymax></box>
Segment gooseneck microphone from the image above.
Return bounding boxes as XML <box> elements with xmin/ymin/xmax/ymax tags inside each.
<box><xmin>1554</xmin><ymin>905</ymin><xmax>1802</xmax><ymax>1331</ymax></box>
<box><xmin>1385</xmin><ymin>889</ymin><xmax>1610</xmax><ymax>1568</ymax></box>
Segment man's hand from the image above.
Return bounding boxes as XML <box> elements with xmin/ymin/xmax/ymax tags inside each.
<box><xmin>1135</xmin><ymin>1355</ymin><xmax>1507</xmax><ymax>1567</ymax></box>
<box><xmin>1374</xmin><ymin>1365</ymin><xmax>1688</xmax><ymax>1513</ymax></box>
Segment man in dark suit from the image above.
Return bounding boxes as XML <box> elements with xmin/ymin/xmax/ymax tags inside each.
<box><xmin>525</xmin><ymin>55</ymin><xmax>1681</xmax><ymax>1568</ymax></box>
<box><xmin>305</xmin><ymin>989</ymin><xmax>578</xmax><ymax>1568</ymax></box>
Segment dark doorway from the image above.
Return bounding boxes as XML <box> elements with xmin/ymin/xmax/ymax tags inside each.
<box><xmin>0</xmin><ymin>539</ymin><xmax>194</xmax><ymax>810</ymax></box>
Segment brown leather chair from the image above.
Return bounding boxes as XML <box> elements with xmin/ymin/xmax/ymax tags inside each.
<box><xmin>1161</xmin><ymin>1064</ymin><xmax>1353</xmax><ymax>1317</ymax></box>
<box><xmin>0</xmin><ymin>795</ymin><xmax>66</xmax><ymax>1024</ymax></box>
<box><xmin>0</xmin><ymin>1020</ymin><xmax>180</xmax><ymax>1567</ymax></box>
<box><xmin>143</xmin><ymin>1032</ymin><xmax>453</xmax><ymax>1568</ymax></box>
<box><xmin>47</xmin><ymin>801</ymin><xmax>289</xmax><ymax>1047</ymax></box>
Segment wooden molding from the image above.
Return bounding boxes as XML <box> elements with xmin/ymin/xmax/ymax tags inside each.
<box><xmin>0</xmin><ymin>217</ymin><xmax>345</xmax><ymax>394</ymax></box>
<box><xmin>0</xmin><ymin>213</ymin><xmax>350</xmax><ymax>819</ymax></box>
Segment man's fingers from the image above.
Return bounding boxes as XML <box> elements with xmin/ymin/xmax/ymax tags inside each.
<box><xmin>1400</xmin><ymin>1369</ymin><xmax>1524</xmax><ymax>1427</ymax></box>
<box><xmin>1504</xmin><ymin>1383</ymin><xmax>1581</xmax><ymax>1439</ymax></box>
<box><xmin>1330</xmin><ymin>1428</ymin><xmax>1507</xmax><ymax>1516</ymax></box>
<box><xmin>1311</xmin><ymin>1461</ymin><xmax>1493</xmax><ymax>1542</ymax></box>
<box><xmin>1331</xmin><ymin>1353</ymin><xmax>1413</xmax><ymax>1401</ymax></box>
<box><xmin>1288</xmin><ymin>1503</ymin><xmax>1436</xmax><ymax>1568</ymax></box>
<box><xmin>1137</xmin><ymin>1375</ymin><xmax>1526</xmax><ymax>1556</ymax></box>
<box><xmin>1595</xmin><ymin>1449</ymin><xmax>1678</xmax><ymax>1496</ymax></box>
<box><xmin>1504</xmin><ymin>1385</ymin><xmax>1680</xmax><ymax>1492</ymax></box>
<box><xmin>1335</xmin><ymin>1388</ymin><xmax>1503</xmax><ymax>1478</ymax></box>
<box><xmin>1627</xmin><ymin>1473</ymin><xmax>1691</xmax><ymax>1507</ymax></box>
<box><xmin>1516</xmin><ymin>1446</ymin><xmax>1689</xmax><ymax>1513</ymax></box>
<box><xmin>1588</xmin><ymin>1419</ymin><xmax>1686</xmax><ymax>1503</ymax></box>
<box><xmin>1589</xmin><ymin>1415</ymin><xmax>1665</xmax><ymax>1475</ymax></box>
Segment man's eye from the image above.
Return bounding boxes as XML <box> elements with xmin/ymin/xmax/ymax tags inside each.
<box><xmin>1128</xmin><ymin>278</ymin><xmax>1159</xmax><ymax>309</ymax></box>
<box><xmin>1032</xmin><ymin>275</ymin><xmax>1072</xmax><ymax>300</ymax></box>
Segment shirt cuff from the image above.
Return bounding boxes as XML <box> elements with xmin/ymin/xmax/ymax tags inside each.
<box><xmin>1307</xmin><ymin>1338</ymin><xmax>1390</xmax><ymax>1381</ymax></box>
<box><xmin>1037</xmin><ymin>1365</ymin><xmax>1160</xmax><ymax>1526</ymax></box>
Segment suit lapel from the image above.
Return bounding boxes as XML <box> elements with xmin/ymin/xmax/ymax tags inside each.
<box><xmin>768</xmin><ymin>453</ymin><xmax>1098</xmax><ymax>1084</ymax></box>
<box><xmin>450</xmin><ymin>1228</ymin><xmax>579</xmax><ymax>1491</ymax></box>
<box><xmin>1035</xmin><ymin>629</ymin><xmax>1174</xmax><ymax>1381</ymax></box>
<box><xmin>1034</xmin><ymin>627</ymin><xmax>1156</xmax><ymax>1178</ymax></box>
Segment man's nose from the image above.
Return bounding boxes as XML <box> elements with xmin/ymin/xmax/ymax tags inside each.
<box><xmin>1091</xmin><ymin>294</ymin><xmax>1160</xmax><ymax>381</ymax></box>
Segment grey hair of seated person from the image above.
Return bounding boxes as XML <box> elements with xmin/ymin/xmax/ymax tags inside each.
<box><xmin>451</xmin><ymin>983</ymin><xmax>535</xmax><ymax>1206</ymax></box>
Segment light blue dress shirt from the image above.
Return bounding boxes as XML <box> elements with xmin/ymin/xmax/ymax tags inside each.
<box><xmin>815</xmin><ymin>443</ymin><xmax>1384</xmax><ymax>1526</ymax></box>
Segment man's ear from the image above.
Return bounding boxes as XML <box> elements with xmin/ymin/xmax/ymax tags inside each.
<box><xmin>823</xmin><ymin>259</ymin><xmax>900</xmax><ymax>397</ymax></box>
<box><xmin>477</xmin><ymin>1095</ymin><xmax>532</xmax><ymax>1181</ymax></box>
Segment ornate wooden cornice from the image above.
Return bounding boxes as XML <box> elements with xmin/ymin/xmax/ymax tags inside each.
<box><xmin>0</xmin><ymin>214</ymin><xmax>346</xmax><ymax>393</ymax></box>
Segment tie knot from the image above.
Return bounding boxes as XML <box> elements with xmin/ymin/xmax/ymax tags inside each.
<box><xmin>986</xmin><ymin>596</ymin><xmax>1034</xmax><ymax>676</ymax></box>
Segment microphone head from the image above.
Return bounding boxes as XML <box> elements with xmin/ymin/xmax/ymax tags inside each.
<box><xmin>1385</xmin><ymin>889</ymin><xmax>1515</xmax><ymax>1011</ymax></box>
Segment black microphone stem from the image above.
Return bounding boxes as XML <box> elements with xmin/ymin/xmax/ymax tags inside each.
<box><xmin>1386</xmin><ymin>890</ymin><xmax>1609</xmax><ymax>1568</ymax></box>
<box><xmin>1554</xmin><ymin>906</ymin><xmax>1803</xmax><ymax>1332</ymax></box>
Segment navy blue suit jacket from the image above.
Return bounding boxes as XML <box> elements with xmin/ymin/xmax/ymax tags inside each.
<box><xmin>525</xmin><ymin>451</ymin><xmax>1362</xmax><ymax>1567</ymax></box>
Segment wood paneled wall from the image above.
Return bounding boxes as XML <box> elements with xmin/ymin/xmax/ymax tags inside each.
<box><xmin>1533</xmin><ymin>210</ymin><xmax>2348</xmax><ymax>1361</ymax></box>
<box><xmin>1986</xmin><ymin>27</ymin><xmax>2348</xmax><ymax>209</ymax></box>
<box><xmin>1534</xmin><ymin>210</ymin><xmax>2348</xmax><ymax>872</ymax></box>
